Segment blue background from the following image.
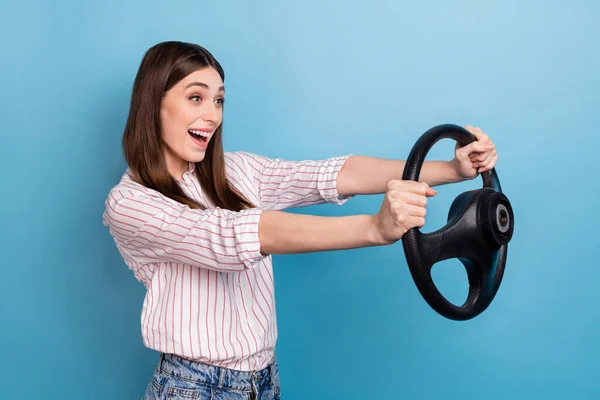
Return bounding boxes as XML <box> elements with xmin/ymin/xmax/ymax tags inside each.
<box><xmin>1</xmin><ymin>0</ymin><xmax>599</xmax><ymax>399</ymax></box>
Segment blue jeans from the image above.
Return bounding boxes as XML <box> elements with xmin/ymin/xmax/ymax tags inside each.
<box><xmin>143</xmin><ymin>353</ymin><xmax>281</xmax><ymax>400</ymax></box>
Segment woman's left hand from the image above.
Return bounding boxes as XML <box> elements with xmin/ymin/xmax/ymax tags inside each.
<box><xmin>451</xmin><ymin>125</ymin><xmax>498</xmax><ymax>180</ymax></box>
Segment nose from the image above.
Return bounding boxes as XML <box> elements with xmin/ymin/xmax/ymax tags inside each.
<box><xmin>201</xmin><ymin>103</ymin><xmax>219</xmax><ymax>124</ymax></box>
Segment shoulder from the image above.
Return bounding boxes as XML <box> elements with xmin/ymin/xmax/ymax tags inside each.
<box><xmin>224</xmin><ymin>151</ymin><xmax>258</xmax><ymax>168</ymax></box>
<box><xmin>103</xmin><ymin>170</ymin><xmax>179</xmax><ymax>214</ymax></box>
<box><xmin>224</xmin><ymin>151</ymin><xmax>279</xmax><ymax>175</ymax></box>
<box><xmin>222</xmin><ymin>152</ymin><xmax>265</xmax><ymax>202</ymax></box>
<box><xmin>106</xmin><ymin>171</ymin><xmax>150</xmax><ymax>201</ymax></box>
<box><xmin>223</xmin><ymin>151</ymin><xmax>266</xmax><ymax>177</ymax></box>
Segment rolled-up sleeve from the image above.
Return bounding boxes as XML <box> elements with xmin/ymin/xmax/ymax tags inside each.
<box><xmin>102</xmin><ymin>189</ymin><xmax>267</xmax><ymax>272</ymax></box>
<box><xmin>228</xmin><ymin>151</ymin><xmax>354</xmax><ymax>211</ymax></box>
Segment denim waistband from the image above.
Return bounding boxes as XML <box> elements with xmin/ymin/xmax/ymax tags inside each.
<box><xmin>158</xmin><ymin>353</ymin><xmax>276</xmax><ymax>392</ymax></box>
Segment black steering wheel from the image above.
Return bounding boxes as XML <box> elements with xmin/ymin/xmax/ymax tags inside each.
<box><xmin>401</xmin><ymin>124</ymin><xmax>514</xmax><ymax>321</ymax></box>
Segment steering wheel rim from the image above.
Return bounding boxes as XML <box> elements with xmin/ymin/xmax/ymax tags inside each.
<box><xmin>401</xmin><ymin>124</ymin><xmax>514</xmax><ymax>321</ymax></box>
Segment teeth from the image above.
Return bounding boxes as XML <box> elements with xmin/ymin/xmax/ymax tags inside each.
<box><xmin>189</xmin><ymin>129</ymin><xmax>210</xmax><ymax>137</ymax></box>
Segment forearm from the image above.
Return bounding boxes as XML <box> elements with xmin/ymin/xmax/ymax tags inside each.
<box><xmin>336</xmin><ymin>155</ymin><xmax>463</xmax><ymax>196</ymax></box>
<box><xmin>258</xmin><ymin>210</ymin><xmax>380</xmax><ymax>254</ymax></box>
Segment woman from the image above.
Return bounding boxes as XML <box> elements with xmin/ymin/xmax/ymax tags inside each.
<box><xmin>102</xmin><ymin>41</ymin><xmax>498</xmax><ymax>399</ymax></box>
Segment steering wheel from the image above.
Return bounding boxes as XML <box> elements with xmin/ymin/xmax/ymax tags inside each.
<box><xmin>401</xmin><ymin>124</ymin><xmax>514</xmax><ymax>321</ymax></box>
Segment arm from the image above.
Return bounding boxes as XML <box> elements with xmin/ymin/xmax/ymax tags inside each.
<box><xmin>103</xmin><ymin>180</ymin><xmax>430</xmax><ymax>266</ymax></box>
<box><xmin>335</xmin><ymin>156</ymin><xmax>463</xmax><ymax>197</ymax></box>
<box><xmin>258</xmin><ymin>179</ymin><xmax>436</xmax><ymax>254</ymax></box>
<box><xmin>103</xmin><ymin>187</ymin><xmax>380</xmax><ymax>270</ymax></box>
<box><xmin>258</xmin><ymin>211</ymin><xmax>380</xmax><ymax>254</ymax></box>
<box><xmin>227</xmin><ymin>152</ymin><xmax>352</xmax><ymax>210</ymax></box>
<box><xmin>336</xmin><ymin>126</ymin><xmax>499</xmax><ymax>196</ymax></box>
<box><xmin>103</xmin><ymin>189</ymin><xmax>267</xmax><ymax>272</ymax></box>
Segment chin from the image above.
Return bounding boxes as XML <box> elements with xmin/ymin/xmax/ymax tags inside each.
<box><xmin>187</xmin><ymin>152</ymin><xmax>207</xmax><ymax>164</ymax></box>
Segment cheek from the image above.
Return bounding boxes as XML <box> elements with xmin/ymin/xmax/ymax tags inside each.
<box><xmin>160</xmin><ymin>105</ymin><xmax>187</xmax><ymax>141</ymax></box>
<box><xmin>160</xmin><ymin>107</ymin><xmax>174</xmax><ymax>137</ymax></box>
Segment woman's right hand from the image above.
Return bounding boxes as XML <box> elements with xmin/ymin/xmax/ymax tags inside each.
<box><xmin>372</xmin><ymin>180</ymin><xmax>437</xmax><ymax>245</ymax></box>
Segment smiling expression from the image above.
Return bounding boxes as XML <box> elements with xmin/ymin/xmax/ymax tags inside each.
<box><xmin>160</xmin><ymin>67</ymin><xmax>225</xmax><ymax>179</ymax></box>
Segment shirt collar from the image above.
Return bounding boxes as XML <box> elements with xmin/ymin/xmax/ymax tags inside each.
<box><xmin>185</xmin><ymin>162</ymin><xmax>196</xmax><ymax>175</ymax></box>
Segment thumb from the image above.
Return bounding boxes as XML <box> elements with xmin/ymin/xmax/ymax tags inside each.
<box><xmin>423</xmin><ymin>183</ymin><xmax>438</xmax><ymax>197</ymax></box>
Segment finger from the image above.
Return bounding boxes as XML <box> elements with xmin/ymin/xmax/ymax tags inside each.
<box><xmin>471</xmin><ymin>149</ymin><xmax>495</xmax><ymax>163</ymax></box>
<box><xmin>393</xmin><ymin>202</ymin><xmax>427</xmax><ymax>218</ymax></box>
<box><xmin>475</xmin><ymin>128</ymin><xmax>490</xmax><ymax>143</ymax></box>
<box><xmin>457</xmin><ymin>141</ymin><xmax>494</xmax><ymax>159</ymax></box>
<box><xmin>465</xmin><ymin>125</ymin><xmax>490</xmax><ymax>143</ymax></box>
<box><xmin>406</xmin><ymin>216</ymin><xmax>426</xmax><ymax>230</ymax></box>
<box><xmin>470</xmin><ymin>152</ymin><xmax>485</xmax><ymax>162</ymax></box>
<box><xmin>423</xmin><ymin>183</ymin><xmax>438</xmax><ymax>197</ymax></box>
<box><xmin>476</xmin><ymin>150</ymin><xmax>497</xmax><ymax>167</ymax></box>
<box><xmin>418</xmin><ymin>182</ymin><xmax>438</xmax><ymax>197</ymax></box>
<box><xmin>404</xmin><ymin>181</ymin><xmax>437</xmax><ymax>197</ymax></box>
<box><xmin>387</xmin><ymin>179</ymin><xmax>420</xmax><ymax>192</ymax></box>
<box><xmin>480</xmin><ymin>150</ymin><xmax>496</xmax><ymax>166</ymax></box>
<box><xmin>478</xmin><ymin>154</ymin><xmax>498</xmax><ymax>172</ymax></box>
<box><xmin>388</xmin><ymin>180</ymin><xmax>435</xmax><ymax>196</ymax></box>
<box><xmin>478</xmin><ymin>155</ymin><xmax>498</xmax><ymax>172</ymax></box>
<box><xmin>395</xmin><ymin>191</ymin><xmax>428</xmax><ymax>207</ymax></box>
<box><xmin>405</xmin><ymin>203</ymin><xmax>427</xmax><ymax>218</ymax></box>
<box><xmin>394</xmin><ymin>210</ymin><xmax>426</xmax><ymax>229</ymax></box>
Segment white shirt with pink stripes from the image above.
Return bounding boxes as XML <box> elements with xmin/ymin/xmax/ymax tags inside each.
<box><xmin>102</xmin><ymin>151</ymin><xmax>352</xmax><ymax>371</ymax></box>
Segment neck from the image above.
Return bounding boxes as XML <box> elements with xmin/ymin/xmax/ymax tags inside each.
<box><xmin>164</xmin><ymin>152</ymin><xmax>188</xmax><ymax>180</ymax></box>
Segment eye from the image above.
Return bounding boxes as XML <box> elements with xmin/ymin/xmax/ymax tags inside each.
<box><xmin>215</xmin><ymin>98</ymin><xmax>225</xmax><ymax>106</ymax></box>
<box><xmin>189</xmin><ymin>95</ymin><xmax>201</xmax><ymax>102</ymax></box>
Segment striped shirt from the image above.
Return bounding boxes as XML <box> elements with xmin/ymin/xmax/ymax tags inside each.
<box><xmin>102</xmin><ymin>151</ymin><xmax>352</xmax><ymax>371</ymax></box>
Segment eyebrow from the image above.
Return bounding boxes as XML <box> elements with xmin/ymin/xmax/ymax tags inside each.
<box><xmin>184</xmin><ymin>81</ymin><xmax>225</xmax><ymax>92</ymax></box>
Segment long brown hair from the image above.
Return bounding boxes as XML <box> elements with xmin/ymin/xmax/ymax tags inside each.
<box><xmin>122</xmin><ymin>41</ymin><xmax>254</xmax><ymax>211</ymax></box>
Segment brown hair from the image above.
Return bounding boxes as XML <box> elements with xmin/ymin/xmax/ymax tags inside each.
<box><xmin>122</xmin><ymin>41</ymin><xmax>254</xmax><ymax>211</ymax></box>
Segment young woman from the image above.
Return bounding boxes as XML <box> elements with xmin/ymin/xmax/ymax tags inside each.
<box><xmin>103</xmin><ymin>41</ymin><xmax>498</xmax><ymax>400</ymax></box>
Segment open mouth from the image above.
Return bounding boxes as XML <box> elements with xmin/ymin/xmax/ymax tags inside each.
<box><xmin>188</xmin><ymin>129</ymin><xmax>209</xmax><ymax>143</ymax></box>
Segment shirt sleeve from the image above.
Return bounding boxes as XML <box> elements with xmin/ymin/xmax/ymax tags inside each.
<box><xmin>102</xmin><ymin>188</ymin><xmax>268</xmax><ymax>272</ymax></box>
<box><xmin>227</xmin><ymin>151</ymin><xmax>355</xmax><ymax>211</ymax></box>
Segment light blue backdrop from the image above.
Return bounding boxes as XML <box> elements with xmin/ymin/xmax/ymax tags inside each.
<box><xmin>1</xmin><ymin>1</ymin><xmax>598</xmax><ymax>399</ymax></box>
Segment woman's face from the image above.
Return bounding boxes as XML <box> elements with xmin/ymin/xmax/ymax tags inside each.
<box><xmin>160</xmin><ymin>67</ymin><xmax>225</xmax><ymax>179</ymax></box>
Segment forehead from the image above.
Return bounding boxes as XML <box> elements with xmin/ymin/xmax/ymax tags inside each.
<box><xmin>178</xmin><ymin>67</ymin><xmax>224</xmax><ymax>91</ymax></box>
